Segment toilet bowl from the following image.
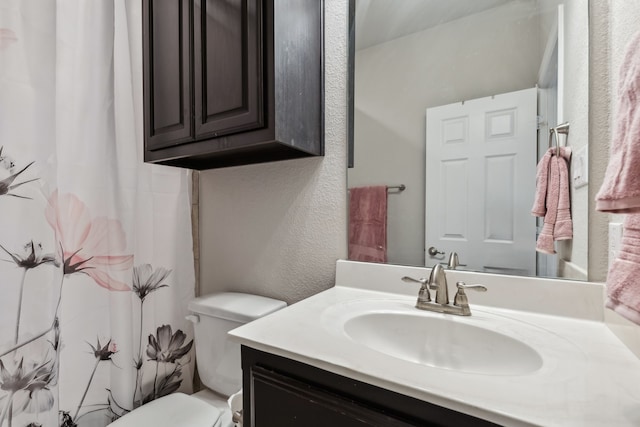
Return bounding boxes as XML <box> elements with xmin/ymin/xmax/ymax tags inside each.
<box><xmin>109</xmin><ymin>292</ymin><xmax>287</xmax><ymax>427</ymax></box>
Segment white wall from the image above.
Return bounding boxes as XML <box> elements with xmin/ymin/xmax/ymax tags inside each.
<box><xmin>556</xmin><ymin>0</ymin><xmax>590</xmax><ymax>279</ymax></box>
<box><xmin>198</xmin><ymin>0</ymin><xmax>348</xmax><ymax>305</ymax></box>
<box><xmin>349</xmin><ymin>2</ymin><xmax>543</xmax><ymax>267</ymax></box>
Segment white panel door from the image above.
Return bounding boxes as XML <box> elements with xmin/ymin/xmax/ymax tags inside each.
<box><xmin>426</xmin><ymin>88</ymin><xmax>537</xmax><ymax>275</ymax></box>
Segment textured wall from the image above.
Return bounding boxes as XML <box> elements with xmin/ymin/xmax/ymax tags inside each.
<box><xmin>556</xmin><ymin>0</ymin><xmax>590</xmax><ymax>279</ymax></box>
<box><xmin>198</xmin><ymin>0</ymin><xmax>348</xmax><ymax>305</ymax></box>
<box><xmin>588</xmin><ymin>1</ymin><xmax>611</xmax><ymax>283</ymax></box>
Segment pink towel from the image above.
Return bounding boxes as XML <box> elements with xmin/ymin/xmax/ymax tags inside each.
<box><xmin>605</xmin><ymin>215</ymin><xmax>640</xmax><ymax>324</ymax></box>
<box><xmin>597</xmin><ymin>31</ymin><xmax>640</xmax><ymax>325</ymax></box>
<box><xmin>555</xmin><ymin>147</ymin><xmax>573</xmax><ymax>240</ymax></box>
<box><xmin>596</xmin><ymin>31</ymin><xmax>640</xmax><ymax>213</ymax></box>
<box><xmin>533</xmin><ymin>147</ymin><xmax>572</xmax><ymax>254</ymax></box>
<box><xmin>348</xmin><ymin>186</ymin><xmax>387</xmax><ymax>263</ymax></box>
<box><xmin>535</xmin><ymin>154</ymin><xmax>560</xmax><ymax>254</ymax></box>
<box><xmin>531</xmin><ymin>149</ymin><xmax>553</xmax><ymax>217</ymax></box>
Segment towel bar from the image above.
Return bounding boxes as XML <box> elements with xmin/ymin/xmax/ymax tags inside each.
<box><xmin>549</xmin><ymin>122</ymin><xmax>570</xmax><ymax>155</ymax></box>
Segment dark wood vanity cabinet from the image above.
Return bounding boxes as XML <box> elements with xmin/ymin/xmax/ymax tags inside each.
<box><xmin>143</xmin><ymin>0</ymin><xmax>324</xmax><ymax>170</ymax></box>
<box><xmin>242</xmin><ymin>346</ymin><xmax>499</xmax><ymax>427</ymax></box>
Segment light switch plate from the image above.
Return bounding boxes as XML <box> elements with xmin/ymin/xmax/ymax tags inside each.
<box><xmin>572</xmin><ymin>145</ymin><xmax>588</xmax><ymax>189</ymax></box>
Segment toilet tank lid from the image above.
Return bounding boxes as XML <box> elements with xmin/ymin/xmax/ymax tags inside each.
<box><xmin>188</xmin><ymin>292</ymin><xmax>287</xmax><ymax>323</ymax></box>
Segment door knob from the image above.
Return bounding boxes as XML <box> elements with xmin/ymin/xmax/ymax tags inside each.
<box><xmin>427</xmin><ymin>246</ymin><xmax>445</xmax><ymax>257</ymax></box>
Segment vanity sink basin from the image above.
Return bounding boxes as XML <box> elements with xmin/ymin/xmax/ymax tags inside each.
<box><xmin>344</xmin><ymin>311</ymin><xmax>542</xmax><ymax>375</ymax></box>
<box><xmin>323</xmin><ymin>300</ymin><xmax>545</xmax><ymax>376</ymax></box>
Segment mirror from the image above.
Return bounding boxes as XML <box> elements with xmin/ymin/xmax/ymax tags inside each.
<box><xmin>348</xmin><ymin>0</ymin><xmax>590</xmax><ymax>280</ymax></box>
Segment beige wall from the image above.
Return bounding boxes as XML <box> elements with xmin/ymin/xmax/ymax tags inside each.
<box><xmin>198</xmin><ymin>0</ymin><xmax>349</xmax><ymax>305</ymax></box>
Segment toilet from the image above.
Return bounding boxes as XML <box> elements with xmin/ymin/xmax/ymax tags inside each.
<box><xmin>109</xmin><ymin>292</ymin><xmax>287</xmax><ymax>427</ymax></box>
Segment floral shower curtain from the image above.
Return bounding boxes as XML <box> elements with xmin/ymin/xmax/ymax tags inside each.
<box><xmin>0</xmin><ymin>1</ymin><xmax>196</xmax><ymax>426</ymax></box>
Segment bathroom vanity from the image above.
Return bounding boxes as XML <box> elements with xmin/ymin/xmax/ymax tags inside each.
<box><xmin>242</xmin><ymin>347</ymin><xmax>496</xmax><ymax>426</ymax></box>
<box><xmin>231</xmin><ymin>260</ymin><xmax>640</xmax><ymax>426</ymax></box>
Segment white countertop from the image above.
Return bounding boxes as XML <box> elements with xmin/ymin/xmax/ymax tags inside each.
<box><xmin>229</xmin><ymin>261</ymin><xmax>640</xmax><ymax>426</ymax></box>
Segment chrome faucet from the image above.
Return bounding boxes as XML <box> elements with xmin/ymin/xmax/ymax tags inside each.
<box><xmin>429</xmin><ymin>264</ymin><xmax>449</xmax><ymax>304</ymax></box>
<box><xmin>402</xmin><ymin>264</ymin><xmax>486</xmax><ymax>316</ymax></box>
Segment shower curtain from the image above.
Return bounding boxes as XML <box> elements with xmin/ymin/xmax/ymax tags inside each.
<box><xmin>0</xmin><ymin>1</ymin><xmax>196</xmax><ymax>426</ymax></box>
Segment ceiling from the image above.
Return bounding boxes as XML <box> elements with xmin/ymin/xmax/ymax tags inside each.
<box><xmin>355</xmin><ymin>0</ymin><xmax>514</xmax><ymax>50</ymax></box>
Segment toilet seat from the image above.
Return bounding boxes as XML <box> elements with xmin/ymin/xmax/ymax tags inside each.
<box><xmin>192</xmin><ymin>388</ymin><xmax>236</xmax><ymax>427</ymax></box>
<box><xmin>108</xmin><ymin>392</ymin><xmax>222</xmax><ymax>427</ymax></box>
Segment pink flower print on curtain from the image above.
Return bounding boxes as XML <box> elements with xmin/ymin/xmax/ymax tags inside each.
<box><xmin>0</xmin><ymin>29</ymin><xmax>17</xmax><ymax>51</ymax></box>
<box><xmin>45</xmin><ymin>191</ymin><xmax>133</xmax><ymax>291</ymax></box>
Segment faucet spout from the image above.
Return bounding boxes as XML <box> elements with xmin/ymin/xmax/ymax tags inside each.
<box><xmin>448</xmin><ymin>252</ymin><xmax>460</xmax><ymax>270</ymax></box>
<box><xmin>428</xmin><ymin>263</ymin><xmax>449</xmax><ymax>305</ymax></box>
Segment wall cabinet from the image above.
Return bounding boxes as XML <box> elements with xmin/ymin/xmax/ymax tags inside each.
<box><xmin>242</xmin><ymin>346</ymin><xmax>499</xmax><ymax>427</ymax></box>
<box><xmin>143</xmin><ymin>0</ymin><xmax>324</xmax><ymax>170</ymax></box>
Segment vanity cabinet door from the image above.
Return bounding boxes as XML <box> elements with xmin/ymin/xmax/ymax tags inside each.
<box><xmin>250</xmin><ymin>366</ymin><xmax>416</xmax><ymax>427</ymax></box>
<box><xmin>242</xmin><ymin>347</ymin><xmax>499</xmax><ymax>427</ymax></box>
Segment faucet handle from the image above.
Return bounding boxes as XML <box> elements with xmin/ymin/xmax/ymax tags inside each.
<box><xmin>402</xmin><ymin>276</ymin><xmax>427</xmax><ymax>285</ymax></box>
<box><xmin>455</xmin><ymin>282</ymin><xmax>487</xmax><ymax>292</ymax></box>
<box><xmin>453</xmin><ymin>281</ymin><xmax>487</xmax><ymax>315</ymax></box>
<box><xmin>401</xmin><ymin>276</ymin><xmax>431</xmax><ymax>303</ymax></box>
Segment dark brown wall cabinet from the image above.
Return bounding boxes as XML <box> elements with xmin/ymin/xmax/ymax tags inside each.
<box><xmin>242</xmin><ymin>347</ymin><xmax>500</xmax><ymax>427</ymax></box>
<box><xmin>143</xmin><ymin>0</ymin><xmax>324</xmax><ymax>170</ymax></box>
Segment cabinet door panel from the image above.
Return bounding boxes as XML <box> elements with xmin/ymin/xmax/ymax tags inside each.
<box><xmin>143</xmin><ymin>0</ymin><xmax>194</xmax><ymax>151</ymax></box>
<box><xmin>194</xmin><ymin>0</ymin><xmax>265</xmax><ymax>138</ymax></box>
<box><xmin>250</xmin><ymin>366</ymin><xmax>418</xmax><ymax>427</ymax></box>
<box><xmin>242</xmin><ymin>347</ymin><xmax>500</xmax><ymax>427</ymax></box>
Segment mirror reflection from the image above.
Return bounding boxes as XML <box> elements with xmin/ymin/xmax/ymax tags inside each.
<box><xmin>348</xmin><ymin>0</ymin><xmax>589</xmax><ymax>280</ymax></box>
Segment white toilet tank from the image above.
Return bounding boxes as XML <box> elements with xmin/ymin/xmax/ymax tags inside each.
<box><xmin>187</xmin><ymin>292</ymin><xmax>286</xmax><ymax>397</ymax></box>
